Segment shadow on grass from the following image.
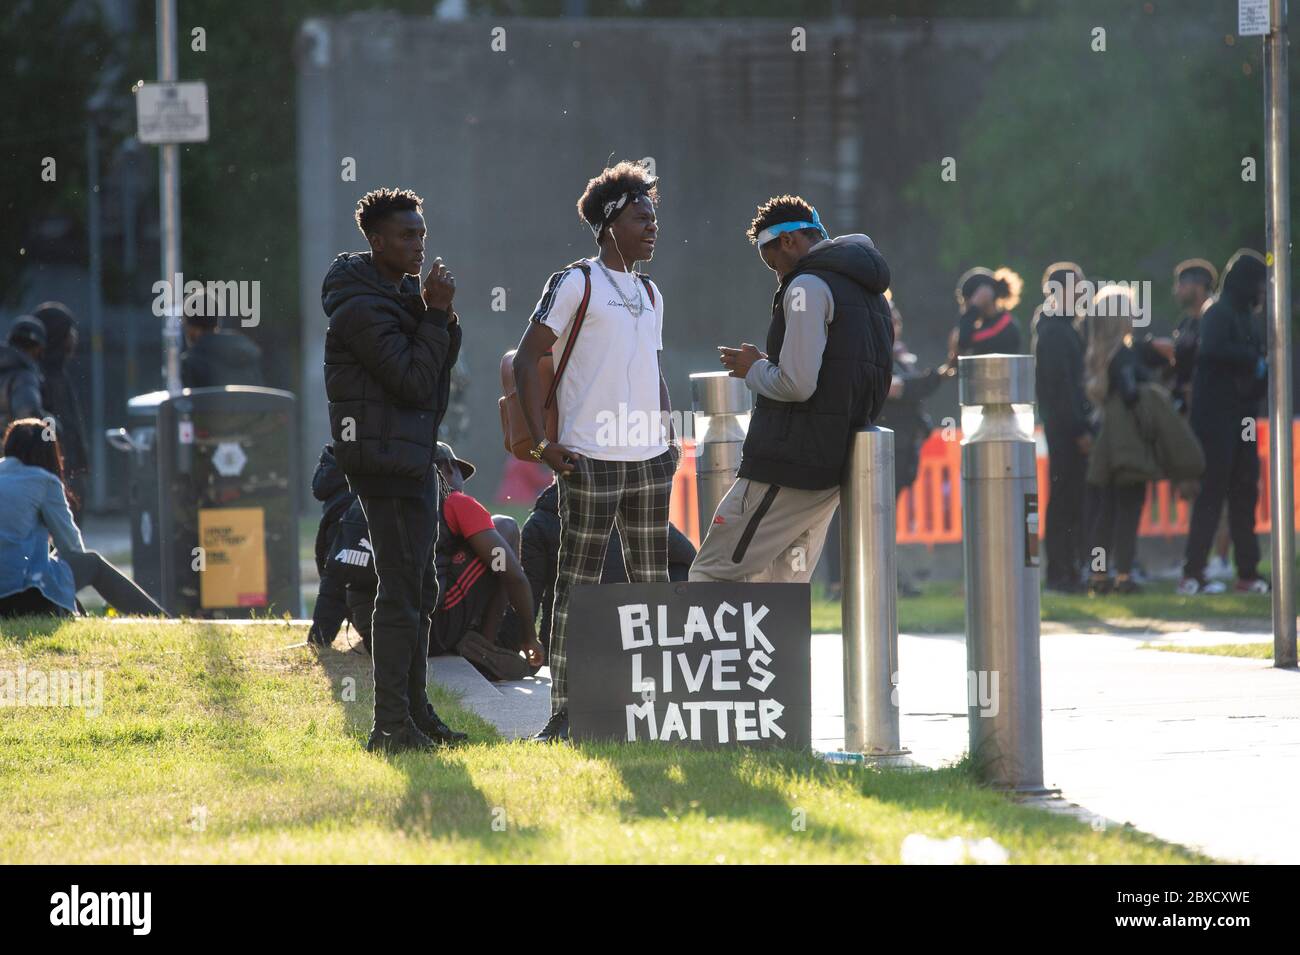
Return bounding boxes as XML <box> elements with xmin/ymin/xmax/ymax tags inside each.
<box><xmin>586</xmin><ymin>743</ymin><xmax>870</xmax><ymax>847</ymax></box>
<box><xmin>7</xmin><ymin>614</ymin><xmax>542</xmax><ymax>854</ymax></box>
<box><xmin>0</xmin><ymin>614</ymin><xmax>75</xmax><ymax>647</ymax></box>
<box><xmin>193</xmin><ymin>624</ymin><xmax>275</xmax><ymax>767</ymax></box>
<box><xmin>312</xmin><ymin>640</ymin><xmax>546</xmax><ymax>855</ymax></box>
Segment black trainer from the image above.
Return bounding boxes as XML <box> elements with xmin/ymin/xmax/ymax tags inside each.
<box><xmin>411</xmin><ymin>703</ymin><xmax>468</xmax><ymax>745</ymax></box>
<box><xmin>532</xmin><ymin>709</ymin><xmax>570</xmax><ymax>743</ymax></box>
<box><xmin>366</xmin><ymin>717</ymin><xmax>438</xmax><ymax>754</ymax></box>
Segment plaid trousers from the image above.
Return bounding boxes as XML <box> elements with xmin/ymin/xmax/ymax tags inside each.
<box><xmin>549</xmin><ymin>447</ymin><xmax>677</xmax><ymax>715</ymax></box>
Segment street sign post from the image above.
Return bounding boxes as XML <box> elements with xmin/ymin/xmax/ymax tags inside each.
<box><xmin>1258</xmin><ymin>0</ymin><xmax>1296</xmax><ymax>668</ymax></box>
<box><xmin>134</xmin><ymin>81</ymin><xmax>209</xmax><ymax>144</ymax></box>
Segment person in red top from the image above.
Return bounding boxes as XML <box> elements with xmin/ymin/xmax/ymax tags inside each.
<box><xmin>341</xmin><ymin>442</ymin><xmax>544</xmax><ymax>674</ymax></box>
<box><xmin>430</xmin><ymin>443</ymin><xmax>545</xmax><ymax>669</ymax></box>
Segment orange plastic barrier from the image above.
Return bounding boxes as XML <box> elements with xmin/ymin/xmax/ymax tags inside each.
<box><xmin>672</xmin><ymin>422</ymin><xmax>1300</xmax><ymax>551</ymax></box>
<box><xmin>897</xmin><ymin>419</ymin><xmax>1300</xmax><ymax>548</ymax></box>
<box><xmin>670</xmin><ymin>438</ymin><xmax>701</xmax><ymax>546</ymax></box>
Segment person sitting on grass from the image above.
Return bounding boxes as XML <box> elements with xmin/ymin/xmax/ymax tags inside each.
<box><xmin>343</xmin><ymin>442</ymin><xmax>545</xmax><ymax>678</ymax></box>
<box><xmin>0</xmin><ymin>418</ymin><xmax>168</xmax><ymax>618</ymax></box>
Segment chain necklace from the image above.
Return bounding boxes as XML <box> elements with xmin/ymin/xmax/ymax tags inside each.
<box><xmin>595</xmin><ymin>256</ymin><xmax>647</xmax><ymax>318</ymax></box>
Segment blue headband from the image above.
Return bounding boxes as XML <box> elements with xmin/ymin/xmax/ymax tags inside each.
<box><xmin>755</xmin><ymin>207</ymin><xmax>829</xmax><ymax>246</ymax></box>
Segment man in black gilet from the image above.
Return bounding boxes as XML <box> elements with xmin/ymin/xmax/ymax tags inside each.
<box><xmin>690</xmin><ymin>195</ymin><xmax>894</xmax><ymax>583</ymax></box>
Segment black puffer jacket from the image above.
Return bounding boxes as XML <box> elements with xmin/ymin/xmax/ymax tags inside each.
<box><xmin>322</xmin><ymin>251</ymin><xmax>460</xmax><ymax>497</ymax></box>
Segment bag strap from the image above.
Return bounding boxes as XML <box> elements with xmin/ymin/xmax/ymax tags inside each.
<box><xmin>639</xmin><ymin>273</ymin><xmax>656</xmax><ymax>306</ymax></box>
<box><xmin>544</xmin><ymin>262</ymin><xmax>591</xmax><ymax>410</ymax></box>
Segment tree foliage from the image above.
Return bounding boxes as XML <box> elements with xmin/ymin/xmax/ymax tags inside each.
<box><xmin>906</xmin><ymin>4</ymin><xmax>1294</xmax><ymax>325</ymax></box>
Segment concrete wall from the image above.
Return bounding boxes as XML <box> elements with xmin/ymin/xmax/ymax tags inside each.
<box><xmin>295</xmin><ymin>15</ymin><xmax>1030</xmax><ymax>501</ymax></box>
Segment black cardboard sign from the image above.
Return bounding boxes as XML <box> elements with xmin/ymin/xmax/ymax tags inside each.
<box><xmin>566</xmin><ymin>581</ymin><xmax>811</xmax><ymax>748</ymax></box>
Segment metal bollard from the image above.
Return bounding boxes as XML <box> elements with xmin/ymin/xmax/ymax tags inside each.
<box><xmin>958</xmin><ymin>354</ymin><xmax>1049</xmax><ymax>792</ymax></box>
<box><xmin>690</xmin><ymin>372</ymin><xmax>751</xmax><ymax>534</ymax></box>
<box><xmin>840</xmin><ymin>426</ymin><xmax>904</xmax><ymax>756</ymax></box>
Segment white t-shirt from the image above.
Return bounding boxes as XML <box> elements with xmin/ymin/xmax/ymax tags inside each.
<box><xmin>529</xmin><ymin>258</ymin><xmax>667</xmax><ymax>461</ymax></box>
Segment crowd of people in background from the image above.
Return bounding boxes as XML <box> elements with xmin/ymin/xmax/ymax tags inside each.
<box><xmin>902</xmin><ymin>250</ymin><xmax>1273</xmax><ymax>598</ymax></box>
<box><xmin>873</xmin><ymin>248</ymin><xmax>1274</xmax><ymax>601</ymax></box>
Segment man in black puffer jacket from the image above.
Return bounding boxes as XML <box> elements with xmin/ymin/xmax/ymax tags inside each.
<box><xmin>691</xmin><ymin>195</ymin><xmax>893</xmax><ymax>582</ymax></box>
<box><xmin>322</xmin><ymin>187</ymin><xmax>466</xmax><ymax>752</ymax></box>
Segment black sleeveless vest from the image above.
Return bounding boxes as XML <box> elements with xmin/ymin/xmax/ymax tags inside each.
<box><xmin>736</xmin><ymin>244</ymin><xmax>894</xmax><ymax>490</ymax></box>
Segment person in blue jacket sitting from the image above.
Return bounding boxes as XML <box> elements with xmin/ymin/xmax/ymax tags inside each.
<box><xmin>0</xmin><ymin>418</ymin><xmax>168</xmax><ymax>618</ymax></box>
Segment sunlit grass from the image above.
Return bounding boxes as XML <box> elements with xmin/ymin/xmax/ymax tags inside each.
<box><xmin>0</xmin><ymin>617</ymin><xmax>1208</xmax><ymax>863</ymax></box>
<box><xmin>1142</xmin><ymin>641</ymin><xmax>1276</xmax><ymax>660</ymax></box>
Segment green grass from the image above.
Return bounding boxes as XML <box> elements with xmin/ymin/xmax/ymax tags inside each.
<box><xmin>1143</xmin><ymin>641</ymin><xmax>1276</xmax><ymax>659</ymax></box>
<box><xmin>0</xmin><ymin>617</ymin><xmax>1206</xmax><ymax>864</ymax></box>
<box><xmin>812</xmin><ymin>580</ymin><xmax>1272</xmax><ymax>634</ymax></box>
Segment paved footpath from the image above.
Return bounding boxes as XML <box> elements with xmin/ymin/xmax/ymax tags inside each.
<box><xmin>810</xmin><ymin>629</ymin><xmax>1300</xmax><ymax>864</ymax></box>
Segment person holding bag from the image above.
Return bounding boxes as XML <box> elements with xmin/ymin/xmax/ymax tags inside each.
<box><xmin>510</xmin><ymin>161</ymin><xmax>675</xmax><ymax>743</ymax></box>
<box><xmin>1083</xmin><ymin>287</ymin><xmax>1204</xmax><ymax>596</ymax></box>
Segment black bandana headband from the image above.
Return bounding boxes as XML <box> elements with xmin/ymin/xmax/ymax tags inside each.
<box><xmin>591</xmin><ymin>179</ymin><xmax>657</xmax><ymax>238</ymax></box>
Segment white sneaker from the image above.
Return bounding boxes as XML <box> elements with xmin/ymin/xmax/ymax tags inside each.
<box><xmin>1234</xmin><ymin>577</ymin><xmax>1271</xmax><ymax>595</ymax></box>
<box><xmin>1177</xmin><ymin>577</ymin><xmax>1227</xmax><ymax>595</ymax></box>
<box><xmin>1205</xmin><ymin>556</ymin><xmax>1233</xmax><ymax>580</ymax></box>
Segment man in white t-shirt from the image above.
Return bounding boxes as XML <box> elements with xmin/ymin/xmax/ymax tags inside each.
<box><xmin>511</xmin><ymin>160</ymin><xmax>679</xmax><ymax>742</ymax></box>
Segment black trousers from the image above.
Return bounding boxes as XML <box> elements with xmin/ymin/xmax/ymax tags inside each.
<box><xmin>1184</xmin><ymin>422</ymin><xmax>1261</xmax><ymax>580</ymax></box>
<box><xmin>63</xmin><ymin>549</ymin><xmax>166</xmax><ymax>616</ymax></box>
<box><xmin>1044</xmin><ymin>432</ymin><xmax>1088</xmax><ymax>586</ymax></box>
<box><xmin>358</xmin><ymin>478</ymin><xmax>439</xmax><ymax>730</ymax></box>
<box><xmin>1088</xmin><ymin>483</ymin><xmax>1146</xmax><ymax>576</ymax></box>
